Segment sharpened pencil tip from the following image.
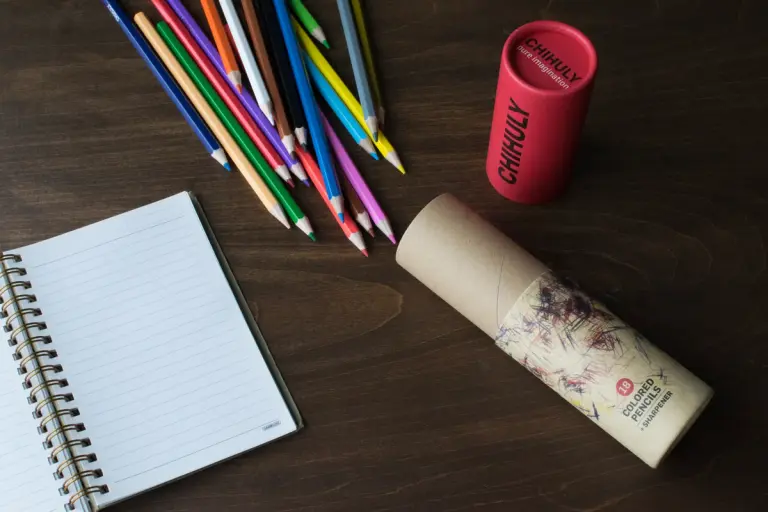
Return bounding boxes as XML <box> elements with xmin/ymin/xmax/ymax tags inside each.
<box><xmin>359</xmin><ymin>137</ymin><xmax>377</xmax><ymax>158</ymax></box>
<box><xmin>365</xmin><ymin>117</ymin><xmax>379</xmax><ymax>143</ymax></box>
<box><xmin>387</xmin><ymin>234</ymin><xmax>397</xmax><ymax>245</ymax></box>
<box><xmin>308</xmin><ymin>232</ymin><xmax>317</xmax><ymax>242</ymax></box>
<box><xmin>275</xmin><ymin>165</ymin><xmax>294</xmax><ymax>185</ymax></box>
<box><xmin>211</xmin><ymin>148</ymin><xmax>230</xmax><ymax>170</ymax></box>
<box><xmin>349</xmin><ymin>231</ymin><xmax>367</xmax><ymax>254</ymax></box>
<box><xmin>282</xmin><ymin>134</ymin><xmax>297</xmax><ymax>155</ymax></box>
<box><xmin>295</xmin><ymin>217</ymin><xmax>315</xmax><ymax>240</ymax></box>
<box><xmin>228</xmin><ymin>71</ymin><xmax>243</xmax><ymax>93</ymax></box>
<box><xmin>330</xmin><ymin>196</ymin><xmax>344</xmax><ymax>222</ymax></box>
<box><xmin>302</xmin><ymin>179</ymin><xmax>311</xmax><ymax>187</ymax></box>
<box><xmin>361</xmin><ymin>249</ymin><xmax>369</xmax><ymax>257</ymax></box>
<box><xmin>370</xmin><ymin>152</ymin><xmax>380</xmax><ymax>160</ymax></box>
<box><xmin>271</xmin><ymin>205</ymin><xmax>291</xmax><ymax>229</ymax></box>
<box><xmin>295</xmin><ymin>127</ymin><xmax>308</xmax><ymax>147</ymax></box>
<box><xmin>385</xmin><ymin>150</ymin><xmax>405</xmax><ymax>174</ymax></box>
<box><xmin>313</xmin><ymin>27</ymin><xmax>329</xmax><ymax>48</ymax></box>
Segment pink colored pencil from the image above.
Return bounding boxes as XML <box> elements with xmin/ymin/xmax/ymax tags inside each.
<box><xmin>321</xmin><ymin>114</ymin><xmax>396</xmax><ymax>244</ymax></box>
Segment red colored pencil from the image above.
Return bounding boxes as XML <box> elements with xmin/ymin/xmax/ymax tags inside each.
<box><xmin>295</xmin><ymin>147</ymin><xmax>367</xmax><ymax>256</ymax></box>
<box><xmin>151</xmin><ymin>0</ymin><xmax>294</xmax><ymax>186</ymax></box>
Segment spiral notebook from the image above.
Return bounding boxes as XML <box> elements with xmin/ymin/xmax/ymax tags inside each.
<box><xmin>0</xmin><ymin>192</ymin><xmax>302</xmax><ymax>512</ymax></box>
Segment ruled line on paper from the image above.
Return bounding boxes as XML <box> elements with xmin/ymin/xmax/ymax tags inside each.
<box><xmin>36</xmin><ymin>232</ymin><xmax>200</xmax><ymax>304</ymax></box>
<box><xmin>112</xmin><ymin>418</ymin><xmax>282</xmax><ymax>484</ymax></box>
<box><xmin>90</xmin><ymin>374</ymin><xmax>262</xmax><ymax>438</ymax></box>
<box><xmin>27</xmin><ymin>216</ymin><xmax>184</xmax><ymax>270</ymax></box>
<box><xmin>30</xmin><ymin>223</ymin><xmax>194</xmax><ymax>291</ymax></box>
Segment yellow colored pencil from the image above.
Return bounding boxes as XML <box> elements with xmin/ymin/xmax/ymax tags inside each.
<box><xmin>292</xmin><ymin>18</ymin><xmax>404</xmax><ymax>174</ymax></box>
<box><xmin>134</xmin><ymin>12</ymin><xmax>290</xmax><ymax>229</ymax></box>
<box><xmin>350</xmin><ymin>0</ymin><xmax>385</xmax><ymax>125</ymax></box>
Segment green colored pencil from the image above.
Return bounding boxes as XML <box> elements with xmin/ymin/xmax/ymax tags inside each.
<box><xmin>289</xmin><ymin>0</ymin><xmax>329</xmax><ymax>49</ymax></box>
<box><xmin>157</xmin><ymin>21</ymin><xmax>315</xmax><ymax>240</ymax></box>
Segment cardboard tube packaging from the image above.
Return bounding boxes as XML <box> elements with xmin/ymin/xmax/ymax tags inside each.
<box><xmin>396</xmin><ymin>194</ymin><xmax>713</xmax><ymax>467</ymax></box>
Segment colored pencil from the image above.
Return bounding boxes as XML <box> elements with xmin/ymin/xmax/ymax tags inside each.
<box><xmin>157</xmin><ymin>21</ymin><xmax>314</xmax><ymax>240</ymax></box>
<box><xmin>166</xmin><ymin>0</ymin><xmax>309</xmax><ymax>186</ymax></box>
<box><xmin>289</xmin><ymin>0</ymin><xmax>328</xmax><ymax>49</ymax></box>
<box><xmin>296</xmin><ymin>147</ymin><xmax>367</xmax><ymax>256</ymax></box>
<box><xmin>200</xmin><ymin>0</ymin><xmax>242</xmax><ymax>92</ymax></box>
<box><xmin>224</xmin><ymin>25</ymin><xmax>244</xmax><ymax>70</ymax></box>
<box><xmin>256</xmin><ymin>0</ymin><xmax>308</xmax><ymax>147</ymax></box>
<box><xmin>154</xmin><ymin>0</ymin><xmax>296</xmax><ymax>188</ymax></box>
<box><xmin>293</xmin><ymin>19</ymin><xmax>404</xmax><ymax>174</ymax></box>
<box><xmin>240</xmin><ymin>0</ymin><xmax>296</xmax><ymax>156</ymax></box>
<box><xmin>272</xmin><ymin>0</ymin><xmax>344</xmax><ymax>220</ymax></box>
<box><xmin>336</xmin><ymin>0</ymin><xmax>378</xmax><ymax>141</ymax></box>
<box><xmin>322</xmin><ymin>113</ymin><xmax>396</xmax><ymax>243</ymax></box>
<box><xmin>304</xmin><ymin>54</ymin><xmax>377</xmax><ymax>159</ymax></box>
<box><xmin>218</xmin><ymin>0</ymin><xmax>275</xmax><ymax>126</ymax></box>
<box><xmin>134</xmin><ymin>12</ymin><xmax>288</xmax><ymax>229</ymax></box>
<box><xmin>100</xmin><ymin>0</ymin><xmax>230</xmax><ymax>171</ymax></box>
<box><xmin>340</xmin><ymin>171</ymin><xmax>373</xmax><ymax>237</ymax></box>
<box><xmin>350</xmin><ymin>0</ymin><xmax>385</xmax><ymax>124</ymax></box>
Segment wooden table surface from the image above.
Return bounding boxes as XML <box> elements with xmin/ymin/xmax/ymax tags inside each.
<box><xmin>2</xmin><ymin>0</ymin><xmax>767</xmax><ymax>510</ymax></box>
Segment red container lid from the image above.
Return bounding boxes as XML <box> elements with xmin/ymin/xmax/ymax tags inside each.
<box><xmin>505</xmin><ymin>20</ymin><xmax>597</xmax><ymax>95</ymax></box>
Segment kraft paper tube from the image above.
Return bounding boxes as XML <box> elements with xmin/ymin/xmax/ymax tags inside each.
<box><xmin>396</xmin><ymin>194</ymin><xmax>713</xmax><ymax>467</ymax></box>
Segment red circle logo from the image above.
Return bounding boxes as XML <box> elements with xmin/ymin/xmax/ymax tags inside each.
<box><xmin>616</xmin><ymin>378</ymin><xmax>634</xmax><ymax>397</ymax></box>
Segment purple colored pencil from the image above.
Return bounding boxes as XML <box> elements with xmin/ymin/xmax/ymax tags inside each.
<box><xmin>321</xmin><ymin>113</ymin><xmax>396</xmax><ymax>244</ymax></box>
<box><xmin>166</xmin><ymin>0</ymin><xmax>309</xmax><ymax>186</ymax></box>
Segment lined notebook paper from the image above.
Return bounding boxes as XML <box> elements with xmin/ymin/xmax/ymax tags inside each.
<box><xmin>2</xmin><ymin>192</ymin><xmax>300</xmax><ymax>511</ymax></box>
<box><xmin>0</xmin><ymin>342</ymin><xmax>63</xmax><ymax>512</ymax></box>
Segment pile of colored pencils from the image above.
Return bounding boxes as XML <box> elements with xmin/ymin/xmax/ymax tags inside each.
<box><xmin>101</xmin><ymin>0</ymin><xmax>401</xmax><ymax>255</ymax></box>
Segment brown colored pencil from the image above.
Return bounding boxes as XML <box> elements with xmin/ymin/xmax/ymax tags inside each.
<box><xmin>240</xmin><ymin>0</ymin><xmax>296</xmax><ymax>156</ymax></box>
<box><xmin>340</xmin><ymin>171</ymin><xmax>373</xmax><ymax>237</ymax></box>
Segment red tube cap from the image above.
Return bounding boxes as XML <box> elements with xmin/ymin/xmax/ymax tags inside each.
<box><xmin>486</xmin><ymin>21</ymin><xmax>598</xmax><ymax>204</ymax></box>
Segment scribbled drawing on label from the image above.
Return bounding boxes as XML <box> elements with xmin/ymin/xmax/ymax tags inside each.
<box><xmin>494</xmin><ymin>272</ymin><xmax>672</xmax><ymax>427</ymax></box>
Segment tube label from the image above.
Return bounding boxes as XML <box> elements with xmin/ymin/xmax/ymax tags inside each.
<box><xmin>494</xmin><ymin>271</ymin><xmax>710</xmax><ymax>464</ymax></box>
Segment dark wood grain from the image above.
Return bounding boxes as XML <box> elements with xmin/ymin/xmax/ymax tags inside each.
<box><xmin>2</xmin><ymin>0</ymin><xmax>768</xmax><ymax>510</ymax></box>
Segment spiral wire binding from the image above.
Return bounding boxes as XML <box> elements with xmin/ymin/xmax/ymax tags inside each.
<box><xmin>1</xmin><ymin>253</ymin><xmax>109</xmax><ymax>510</ymax></box>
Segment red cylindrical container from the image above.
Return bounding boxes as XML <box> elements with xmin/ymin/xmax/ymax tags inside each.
<box><xmin>486</xmin><ymin>21</ymin><xmax>598</xmax><ymax>204</ymax></box>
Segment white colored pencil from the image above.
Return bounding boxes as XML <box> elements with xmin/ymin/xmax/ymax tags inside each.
<box><xmin>218</xmin><ymin>0</ymin><xmax>275</xmax><ymax>126</ymax></box>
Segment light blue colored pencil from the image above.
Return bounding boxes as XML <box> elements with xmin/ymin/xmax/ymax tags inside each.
<box><xmin>304</xmin><ymin>54</ymin><xmax>378</xmax><ymax>160</ymax></box>
<box><xmin>336</xmin><ymin>0</ymin><xmax>378</xmax><ymax>142</ymax></box>
<box><xmin>272</xmin><ymin>0</ymin><xmax>344</xmax><ymax>220</ymax></box>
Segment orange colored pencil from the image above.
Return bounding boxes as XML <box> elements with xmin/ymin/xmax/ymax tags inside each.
<box><xmin>296</xmin><ymin>147</ymin><xmax>367</xmax><ymax>256</ymax></box>
<box><xmin>241</xmin><ymin>0</ymin><xmax>297</xmax><ymax>156</ymax></box>
<box><xmin>200</xmin><ymin>0</ymin><xmax>242</xmax><ymax>92</ymax></box>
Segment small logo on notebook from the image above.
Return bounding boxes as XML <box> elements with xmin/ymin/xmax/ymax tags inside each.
<box><xmin>262</xmin><ymin>420</ymin><xmax>282</xmax><ymax>431</ymax></box>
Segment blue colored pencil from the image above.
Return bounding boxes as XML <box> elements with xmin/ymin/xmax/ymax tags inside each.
<box><xmin>336</xmin><ymin>0</ymin><xmax>378</xmax><ymax>142</ymax></box>
<box><xmin>100</xmin><ymin>0</ymin><xmax>230</xmax><ymax>170</ymax></box>
<box><xmin>304</xmin><ymin>55</ymin><xmax>377</xmax><ymax>160</ymax></box>
<box><xmin>271</xmin><ymin>0</ymin><xmax>344</xmax><ymax>220</ymax></box>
